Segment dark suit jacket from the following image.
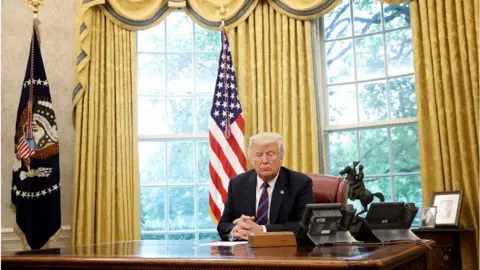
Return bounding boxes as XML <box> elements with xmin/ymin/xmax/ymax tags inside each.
<box><xmin>217</xmin><ymin>166</ymin><xmax>315</xmax><ymax>240</ymax></box>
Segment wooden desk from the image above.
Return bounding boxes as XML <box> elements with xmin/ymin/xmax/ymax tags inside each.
<box><xmin>412</xmin><ymin>227</ymin><xmax>472</xmax><ymax>270</ymax></box>
<box><xmin>2</xmin><ymin>240</ymin><xmax>434</xmax><ymax>270</ymax></box>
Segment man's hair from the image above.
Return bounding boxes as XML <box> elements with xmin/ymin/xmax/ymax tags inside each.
<box><xmin>248</xmin><ymin>132</ymin><xmax>285</xmax><ymax>157</ymax></box>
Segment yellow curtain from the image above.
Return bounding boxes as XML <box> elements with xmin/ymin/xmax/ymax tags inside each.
<box><xmin>227</xmin><ymin>2</ymin><xmax>320</xmax><ymax>173</ymax></box>
<box><xmin>411</xmin><ymin>0</ymin><xmax>479</xmax><ymax>269</ymax></box>
<box><xmin>72</xmin><ymin>6</ymin><xmax>140</xmax><ymax>246</ymax></box>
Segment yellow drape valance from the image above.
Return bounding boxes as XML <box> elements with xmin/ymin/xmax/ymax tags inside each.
<box><xmin>91</xmin><ymin>0</ymin><xmax>342</xmax><ymax>31</ymax></box>
<box><xmin>73</xmin><ymin>0</ymin><xmax>342</xmax><ymax>103</ymax></box>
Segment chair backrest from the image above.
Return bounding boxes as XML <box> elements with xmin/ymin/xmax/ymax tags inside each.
<box><xmin>306</xmin><ymin>174</ymin><xmax>348</xmax><ymax>205</ymax></box>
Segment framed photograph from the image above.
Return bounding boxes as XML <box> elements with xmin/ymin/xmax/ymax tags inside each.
<box><xmin>431</xmin><ymin>191</ymin><xmax>463</xmax><ymax>227</ymax></box>
<box><xmin>419</xmin><ymin>207</ymin><xmax>437</xmax><ymax>228</ymax></box>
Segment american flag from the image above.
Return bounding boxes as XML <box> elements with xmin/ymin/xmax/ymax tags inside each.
<box><xmin>209</xmin><ymin>30</ymin><xmax>247</xmax><ymax>223</ymax></box>
<box><xmin>16</xmin><ymin>135</ymin><xmax>36</xmax><ymax>160</ymax></box>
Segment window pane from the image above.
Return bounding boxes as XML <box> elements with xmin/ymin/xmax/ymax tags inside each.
<box><xmin>391</xmin><ymin>124</ymin><xmax>420</xmax><ymax>173</ymax></box>
<box><xmin>349</xmin><ymin>176</ymin><xmax>392</xmax><ymax>216</ymax></box>
<box><xmin>167</xmin><ymin>54</ymin><xmax>193</xmax><ymax>94</ymax></box>
<box><xmin>167</xmin><ymin>141</ymin><xmax>194</xmax><ymax>184</ymax></box>
<box><xmin>394</xmin><ymin>175</ymin><xmax>422</xmax><ymax>223</ymax></box>
<box><xmin>166</xmin><ymin>12</ymin><xmax>193</xmax><ymax>52</ymax></box>
<box><xmin>386</xmin><ymin>29</ymin><xmax>413</xmax><ymax>76</ymax></box>
<box><xmin>328</xmin><ymin>84</ymin><xmax>357</xmax><ymax>126</ymax></box>
<box><xmin>138</xmin><ymin>54</ymin><xmax>165</xmax><ymax>94</ymax></box>
<box><xmin>359</xmin><ymin>128</ymin><xmax>389</xmax><ymax>174</ymax></box>
<box><xmin>326</xmin><ymin>40</ymin><xmax>354</xmax><ymax>84</ymax></box>
<box><xmin>364</xmin><ymin>177</ymin><xmax>393</xmax><ymax>201</ymax></box>
<box><xmin>168</xmin><ymin>186</ymin><xmax>195</xmax><ymax>230</ymax></box>
<box><xmin>389</xmin><ymin>76</ymin><xmax>417</xmax><ymax>118</ymax></box>
<box><xmin>167</xmin><ymin>98</ymin><xmax>193</xmax><ymax>134</ymax></box>
<box><xmin>140</xmin><ymin>187</ymin><xmax>166</xmax><ymax>231</ymax></box>
<box><xmin>195</xmin><ymin>98</ymin><xmax>211</xmax><ymax>133</ymax></box>
<box><xmin>137</xmin><ymin>22</ymin><xmax>165</xmax><ymax>53</ymax></box>
<box><xmin>195</xmin><ymin>54</ymin><xmax>219</xmax><ymax>93</ymax></box>
<box><xmin>195</xmin><ymin>24</ymin><xmax>220</xmax><ymax>52</ymax></box>
<box><xmin>384</xmin><ymin>2</ymin><xmax>411</xmax><ymax>30</ymax></box>
<box><xmin>355</xmin><ymin>34</ymin><xmax>385</xmax><ymax>80</ymax></box>
<box><xmin>141</xmin><ymin>233</ymin><xmax>165</xmax><ymax>240</ymax></box>
<box><xmin>197</xmin><ymin>141</ymin><xmax>210</xmax><ymax>184</ymax></box>
<box><xmin>358</xmin><ymin>80</ymin><xmax>387</xmax><ymax>122</ymax></box>
<box><xmin>167</xmin><ymin>233</ymin><xmax>195</xmax><ymax>240</ymax></box>
<box><xmin>328</xmin><ymin>131</ymin><xmax>357</xmax><ymax>174</ymax></box>
<box><xmin>139</xmin><ymin>142</ymin><xmax>166</xmax><ymax>185</ymax></box>
<box><xmin>324</xmin><ymin>0</ymin><xmax>352</xmax><ymax>40</ymax></box>
<box><xmin>138</xmin><ymin>97</ymin><xmax>166</xmax><ymax>135</ymax></box>
<box><xmin>353</xmin><ymin>0</ymin><xmax>382</xmax><ymax>35</ymax></box>
<box><xmin>199</xmin><ymin>232</ymin><xmax>219</xmax><ymax>241</ymax></box>
<box><xmin>197</xmin><ymin>186</ymin><xmax>216</xmax><ymax>230</ymax></box>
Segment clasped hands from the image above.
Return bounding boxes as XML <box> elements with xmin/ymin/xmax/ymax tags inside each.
<box><xmin>231</xmin><ymin>215</ymin><xmax>263</xmax><ymax>240</ymax></box>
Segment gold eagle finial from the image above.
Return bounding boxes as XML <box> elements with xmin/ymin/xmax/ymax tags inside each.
<box><xmin>27</xmin><ymin>0</ymin><xmax>44</xmax><ymax>19</ymax></box>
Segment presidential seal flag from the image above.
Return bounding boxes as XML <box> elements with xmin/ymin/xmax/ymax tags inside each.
<box><xmin>11</xmin><ymin>25</ymin><xmax>61</xmax><ymax>250</ymax></box>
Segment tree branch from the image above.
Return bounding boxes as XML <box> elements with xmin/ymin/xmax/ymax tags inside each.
<box><xmin>360</xmin><ymin>137</ymin><xmax>388</xmax><ymax>161</ymax></box>
<box><xmin>389</xmin><ymin>38</ymin><xmax>412</xmax><ymax>62</ymax></box>
<box><xmin>325</xmin><ymin>5</ymin><xmax>411</xmax><ymax>66</ymax></box>
<box><xmin>325</xmin><ymin>3</ymin><xmax>350</xmax><ymax>39</ymax></box>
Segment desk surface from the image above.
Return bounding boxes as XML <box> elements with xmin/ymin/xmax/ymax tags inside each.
<box><xmin>2</xmin><ymin>240</ymin><xmax>434</xmax><ymax>269</ymax></box>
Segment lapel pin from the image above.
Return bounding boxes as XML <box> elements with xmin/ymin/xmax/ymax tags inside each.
<box><xmin>280</xmin><ymin>190</ymin><xmax>284</xmax><ymax>194</ymax></box>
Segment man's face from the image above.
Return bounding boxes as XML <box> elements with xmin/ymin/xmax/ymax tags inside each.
<box><xmin>250</xmin><ymin>142</ymin><xmax>283</xmax><ymax>181</ymax></box>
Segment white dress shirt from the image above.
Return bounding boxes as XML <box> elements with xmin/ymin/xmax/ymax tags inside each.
<box><xmin>228</xmin><ymin>172</ymin><xmax>280</xmax><ymax>240</ymax></box>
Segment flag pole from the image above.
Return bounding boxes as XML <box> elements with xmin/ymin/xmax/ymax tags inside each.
<box><xmin>24</xmin><ymin>0</ymin><xmax>43</xmax><ymax>177</ymax></box>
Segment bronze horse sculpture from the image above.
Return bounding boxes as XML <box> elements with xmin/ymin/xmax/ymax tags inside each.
<box><xmin>339</xmin><ymin>161</ymin><xmax>385</xmax><ymax>217</ymax></box>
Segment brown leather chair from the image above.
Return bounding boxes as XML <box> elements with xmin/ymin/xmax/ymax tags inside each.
<box><xmin>306</xmin><ymin>174</ymin><xmax>348</xmax><ymax>205</ymax></box>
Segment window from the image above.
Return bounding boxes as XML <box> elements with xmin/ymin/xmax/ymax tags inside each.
<box><xmin>318</xmin><ymin>0</ymin><xmax>421</xmax><ymax>222</ymax></box>
<box><xmin>137</xmin><ymin>12</ymin><xmax>221</xmax><ymax>241</ymax></box>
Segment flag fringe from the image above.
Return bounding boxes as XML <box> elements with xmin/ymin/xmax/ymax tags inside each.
<box><xmin>33</xmin><ymin>18</ymin><xmax>41</xmax><ymax>45</ymax></box>
<box><xmin>10</xmin><ymin>203</ymin><xmax>16</xmax><ymax>214</ymax></box>
<box><xmin>209</xmin><ymin>208</ymin><xmax>219</xmax><ymax>225</ymax></box>
<box><xmin>14</xmin><ymin>223</ymin><xmax>61</xmax><ymax>251</ymax></box>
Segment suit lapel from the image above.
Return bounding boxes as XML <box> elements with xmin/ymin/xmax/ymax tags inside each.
<box><xmin>270</xmin><ymin>168</ymin><xmax>287</xmax><ymax>224</ymax></box>
<box><xmin>243</xmin><ymin>172</ymin><xmax>257</xmax><ymax>217</ymax></box>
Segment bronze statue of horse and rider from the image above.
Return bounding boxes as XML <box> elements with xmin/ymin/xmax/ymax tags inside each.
<box><xmin>339</xmin><ymin>161</ymin><xmax>385</xmax><ymax>217</ymax></box>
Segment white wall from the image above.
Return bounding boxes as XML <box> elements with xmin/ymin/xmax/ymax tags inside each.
<box><xmin>1</xmin><ymin>0</ymin><xmax>76</xmax><ymax>250</ymax></box>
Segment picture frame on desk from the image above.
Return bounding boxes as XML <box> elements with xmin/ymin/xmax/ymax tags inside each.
<box><xmin>419</xmin><ymin>206</ymin><xmax>436</xmax><ymax>229</ymax></box>
<box><xmin>431</xmin><ymin>191</ymin><xmax>463</xmax><ymax>227</ymax></box>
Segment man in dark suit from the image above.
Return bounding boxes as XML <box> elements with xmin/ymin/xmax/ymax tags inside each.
<box><xmin>217</xmin><ymin>132</ymin><xmax>315</xmax><ymax>241</ymax></box>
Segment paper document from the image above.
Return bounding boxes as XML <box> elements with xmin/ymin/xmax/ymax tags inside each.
<box><xmin>196</xmin><ymin>241</ymin><xmax>248</xmax><ymax>246</ymax></box>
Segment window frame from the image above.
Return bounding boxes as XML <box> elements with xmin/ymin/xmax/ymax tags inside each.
<box><xmin>314</xmin><ymin>0</ymin><xmax>421</xmax><ymax>203</ymax></box>
<box><xmin>136</xmin><ymin>11</ymin><xmax>219</xmax><ymax>241</ymax></box>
